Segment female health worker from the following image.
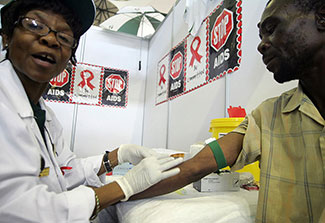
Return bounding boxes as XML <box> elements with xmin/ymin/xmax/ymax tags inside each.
<box><xmin>0</xmin><ymin>0</ymin><xmax>183</xmax><ymax>222</ymax></box>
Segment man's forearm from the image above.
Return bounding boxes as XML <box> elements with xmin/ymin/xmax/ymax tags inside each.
<box><xmin>130</xmin><ymin>132</ymin><xmax>244</xmax><ymax>200</ymax></box>
<box><xmin>130</xmin><ymin>145</ymin><xmax>218</xmax><ymax>199</ymax></box>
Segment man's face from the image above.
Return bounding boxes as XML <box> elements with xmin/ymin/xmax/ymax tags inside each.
<box><xmin>257</xmin><ymin>0</ymin><xmax>321</xmax><ymax>83</ymax></box>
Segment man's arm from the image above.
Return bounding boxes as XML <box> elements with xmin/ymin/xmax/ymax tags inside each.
<box><xmin>131</xmin><ymin>132</ymin><xmax>244</xmax><ymax>200</ymax></box>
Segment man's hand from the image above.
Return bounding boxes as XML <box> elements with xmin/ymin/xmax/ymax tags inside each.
<box><xmin>115</xmin><ymin>156</ymin><xmax>183</xmax><ymax>201</ymax></box>
<box><xmin>117</xmin><ymin>144</ymin><xmax>167</xmax><ymax>165</ymax></box>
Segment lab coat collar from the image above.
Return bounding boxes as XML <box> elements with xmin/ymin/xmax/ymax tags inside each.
<box><xmin>0</xmin><ymin>60</ymin><xmax>52</xmax><ymax>122</ymax></box>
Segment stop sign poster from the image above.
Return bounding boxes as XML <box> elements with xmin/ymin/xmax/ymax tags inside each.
<box><xmin>43</xmin><ymin>62</ymin><xmax>73</xmax><ymax>102</ymax></box>
<box><xmin>168</xmin><ymin>42</ymin><xmax>185</xmax><ymax>99</ymax></box>
<box><xmin>71</xmin><ymin>63</ymin><xmax>103</xmax><ymax>105</ymax></box>
<box><xmin>208</xmin><ymin>0</ymin><xmax>242</xmax><ymax>80</ymax></box>
<box><xmin>156</xmin><ymin>54</ymin><xmax>169</xmax><ymax>105</ymax></box>
<box><xmin>101</xmin><ymin>68</ymin><xmax>128</xmax><ymax>107</ymax></box>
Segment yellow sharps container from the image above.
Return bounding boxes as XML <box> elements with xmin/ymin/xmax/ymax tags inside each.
<box><xmin>209</xmin><ymin>118</ymin><xmax>260</xmax><ymax>182</ymax></box>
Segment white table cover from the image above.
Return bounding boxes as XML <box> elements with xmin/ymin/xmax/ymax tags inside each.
<box><xmin>115</xmin><ymin>184</ymin><xmax>258</xmax><ymax>223</ymax></box>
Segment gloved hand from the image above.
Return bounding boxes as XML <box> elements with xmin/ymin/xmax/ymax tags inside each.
<box><xmin>118</xmin><ymin>144</ymin><xmax>167</xmax><ymax>165</ymax></box>
<box><xmin>115</xmin><ymin>156</ymin><xmax>183</xmax><ymax>201</ymax></box>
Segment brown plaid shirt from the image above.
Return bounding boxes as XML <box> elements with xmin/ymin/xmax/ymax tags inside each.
<box><xmin>232</xmin><ymin>85</ymin><xmax>324</xmax><ymax>223</ymax></box>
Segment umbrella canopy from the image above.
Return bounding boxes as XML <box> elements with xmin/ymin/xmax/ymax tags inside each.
<box><xmin>109</xmin><ymin>0</ymin><xmax>177</xmax><ymax>14</ymax></box>
<box><xmin>93</xmin><ymin>0</ymin><xmax>118</xmax><ymax>26</ymax></box>
<box><xmin>100</xmin><ymin>6</ymin><xmax>165</xmax><ymax>38</ymax></box>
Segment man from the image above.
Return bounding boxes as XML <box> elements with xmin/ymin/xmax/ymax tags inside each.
<box><xmin>132</xmin><ymin>0</ymin><xmax>325</xmax><ymax>222</ymax></box>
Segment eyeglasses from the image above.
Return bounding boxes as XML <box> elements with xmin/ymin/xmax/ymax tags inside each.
<box><xmin>16</xmin><ymin>17</ymin><xmax>77</xmax><ymax>49</ymax></box>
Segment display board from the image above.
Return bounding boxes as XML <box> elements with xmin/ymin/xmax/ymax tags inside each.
<box><xmin>43</xmin><ymin>62</ymin><xmax>129</xmax><ymax>108</ymax></box>
<box><xmin>156</xmin><ymin>0</ymin><xmax>242</xmax><ymax>105</ymax></box>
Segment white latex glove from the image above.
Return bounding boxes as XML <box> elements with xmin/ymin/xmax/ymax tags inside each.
<box><xmin>115</xmin><ymin>156</ymin><xmax>183</xmax><ymax>201</ymax></box>
<box><xmin>118</xmin><ymin>144</ymin><xmax>168</xmax><ymax>165</ymax></box>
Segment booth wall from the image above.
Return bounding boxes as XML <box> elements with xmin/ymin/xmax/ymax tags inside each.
<box><xmin>46</xmin><ymin>27</ymin><xmax>149</xmax><ymax>157</ymax></box>
<box><xmin>142</xmin><ymin>0</ymin><xmax>297</xmax><ymax>152</ymax></box>
<box><xmin>0</xmin><ymin>1</ymin><xmax>299</xmax><ymax>157</ymax></box>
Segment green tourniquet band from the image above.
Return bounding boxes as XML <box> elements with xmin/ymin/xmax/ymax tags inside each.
<box><xmin>208</xmin><ymin>140</ymin><xmax>227</xmax><ymax>169</ymax></box>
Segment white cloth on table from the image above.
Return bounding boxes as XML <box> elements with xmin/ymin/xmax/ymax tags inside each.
<box><xmin>115</xmin><ymin>184</ymin><xmax>258</xmax><ymax>223</ymax></box>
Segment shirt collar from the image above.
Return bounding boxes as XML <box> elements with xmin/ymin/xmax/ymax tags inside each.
<box><xmin>282</xmin><ymin>84</ymin><xmax>324</xmax><ymax>126</ymax></box>
<box><xmin>282</xmin><ymin>84</ymin><xmax>304</xmax><ymax>113</ymax></box>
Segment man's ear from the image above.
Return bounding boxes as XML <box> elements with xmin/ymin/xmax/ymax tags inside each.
<box><xmin>315</xmin><ymin>4</ymin><xmax>325</xmax><ymax>31</ymax></box>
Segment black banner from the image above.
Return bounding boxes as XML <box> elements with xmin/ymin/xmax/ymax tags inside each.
<box><xmin>208</xmin><ymin>0</ymin><xmax>241</xmax><ymax>80</ymax></box>
<box><xmin>43</xmin><ymin>63</ymin><xmax>73</xmax><ymax>103</ymax></box>
<box><xmin>168</xmin><ymin>41</ymin><xmax>185</xmax><ymax>99</ymax></box>
<box><xmin>101</xmin><ymin>68</ymin><xmax>128</xmax><ymax>107</ymax></box>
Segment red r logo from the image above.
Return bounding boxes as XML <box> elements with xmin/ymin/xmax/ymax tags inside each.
<box><xmin>78</xmin><ymin>70</ymin><xmax>95</xmax><ymax>90</ymax></box>
<box><xmin>189</xmin><ymin>36</ymin><xmax>203</xmax><ymax>67</ymax></box>
<box><xmin>159</xmin><ymin>65</ymin><xmax>166</xmax><ymax>86</ymax></box>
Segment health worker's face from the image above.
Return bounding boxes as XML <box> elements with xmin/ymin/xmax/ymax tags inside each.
<box><xmin>5</xmin><ymin>9</ymin><xmax>73</xmax><ymax>84</ymax></box>
<box><xmin>257</xmin><ymin>0</ymin><xmax>320</xmax><ymax>83</ymax></box>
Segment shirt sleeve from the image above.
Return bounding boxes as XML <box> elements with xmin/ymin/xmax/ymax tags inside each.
<box><xmin>230</xmin><ymin>112</ymin><xmax>261</xmax><ymax>171</ymax></box>
<box><xmin>57</xmin><ymin>148</ymin><xmax>105</xmax><ymax>189</ymax></box>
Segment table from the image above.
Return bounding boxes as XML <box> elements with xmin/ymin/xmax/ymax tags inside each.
<box><xmin>114</xmin><ymin>184</ymin><xmax>258</xmax><ymax>223</ymax></box>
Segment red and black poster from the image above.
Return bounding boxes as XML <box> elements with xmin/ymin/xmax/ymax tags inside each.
<box><xmin>43</xmin><ymin>62</ymin><xmax>129</xmax><ymax>108</ymax></box>
<box><xmin>168</xmin><ymin>41</ymin><xmax>185</xmax><ymax>99</ymax></box>
<box><xmin>101</xmin><ymin>68</ymin><xmax>128</xmax><ymax>107</ymax></box>
<box><xmin>43</xmin><ymin>62</ymin><xmax>73</xmax><ymax>103</ymax></box>
<box><xmin>155</xmin><ymin>0</ymin><xmax>242</xmax><ymax>106</ymax></box>
<box><xmin>208</xmin><ymin>0</ymin><xmax>242</xmax><ymax>80</ymax></box>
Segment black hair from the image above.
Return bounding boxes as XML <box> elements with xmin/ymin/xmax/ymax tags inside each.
<box><xmin>0</xmin><ymin>0</ymin><xmax>83</xmax><ymax>65</ymax></box>
<box><xmin>294</xmin><ymin>0</ymin><xmax>324</xmax><ymax>12</ymax></box>
<box><xmin>266</xmin><ymin>0</ymin><xmax>323</xmax><ymax>13</ymax></box>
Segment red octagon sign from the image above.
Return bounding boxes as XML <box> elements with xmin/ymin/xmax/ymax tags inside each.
<box><xmin>170</xmin><ymin>51</ymin><xmax>183</xmax><ymax>80</ymax></box>
<box><xmin>211</xmin><ymin>8</ymin><xmax>234</xmax><ymax>52</ymax></box>
<box><xmin>50</xmin><ymin>70</ymin><xmax>69</xmax><ymax>87</ymax></box>
<box><xmin>105</xmin><ymin>74</ymin><xmax>125</xmax><ymax>94</ymax></box>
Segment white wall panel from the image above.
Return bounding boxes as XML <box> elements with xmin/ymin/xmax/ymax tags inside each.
<box><xmin>47</xmin><ymin>27</ymin><xmax>148</xmax><ymax>158</ymax></box>
<box><xmin>141</xmin><ymin>7</ymin><xmax>174</xmax><ymax>148</ymax></box>
<box><xmin>45</xmin><ymin>0</ymin><xmax>299</xmax><ymax>157</ymax></box>
<box><xmin>143</xmin><ymin>0</ymin><xmax>298</xmax><ymax>153</ymax></box>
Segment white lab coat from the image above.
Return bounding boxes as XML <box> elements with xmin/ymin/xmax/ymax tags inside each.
<box><xmin>0</xmin><ymin>60</ymin><xmax>104</xmax><ymax>222</ymax></box>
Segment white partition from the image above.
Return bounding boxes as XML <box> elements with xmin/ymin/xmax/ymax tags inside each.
<box><xmin>41</xmin><ymin>0</ymin><xmax>298</xmax><ymax>157</ymax></box>
<box><xmin>142</xmin><ymin>0</ymin><xmax>298</xmax><ymax>152</ymax></box>
<box><xmin>46</xmin><ymin>27</ymin><xmax>149</xmax><ymax>157</ymax></box>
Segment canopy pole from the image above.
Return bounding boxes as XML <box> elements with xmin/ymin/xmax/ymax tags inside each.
<box><xmin>139</xmin><ymin>15</ymin><xmax>145</xmax><ymax>70</ymax></box>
